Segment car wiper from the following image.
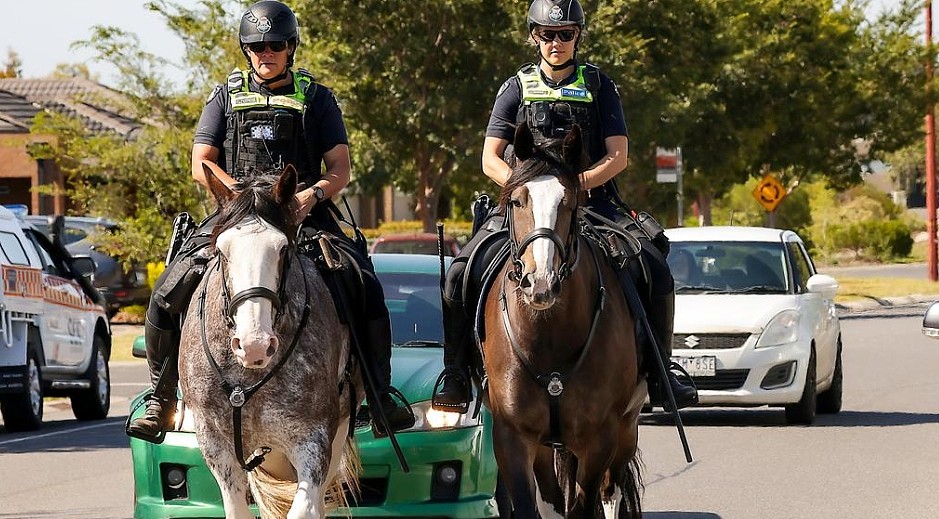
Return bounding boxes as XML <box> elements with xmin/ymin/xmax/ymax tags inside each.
<box><xmin>675</xmin><ymin>285</ymin><xmax>732</xmax><ymax>293</ymax></box>
<box><xmin>733</xmin><ymin>285</ymin><xmax>787</xmax><ymax>294</ymax></box>
<box><xmin>397</xmin><ymin>340</ymin><xmax>443</xmax><ymax>348</ymax></box>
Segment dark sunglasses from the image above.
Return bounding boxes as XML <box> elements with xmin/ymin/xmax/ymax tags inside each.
<box><xmin>245</xmin><ymin>41</ymin><xmax>288</xmax><ymax>53</ymax></box>
<box><xmin>535</xmin><ymin>29</ymin><xmax>577</xmax><ymax>43</ymax></box>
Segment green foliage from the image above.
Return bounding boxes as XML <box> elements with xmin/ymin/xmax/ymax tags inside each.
<box><xmin>829</xmin><ymin>219</ymin><xmax>913</xmax><ymax>261</ymax></box>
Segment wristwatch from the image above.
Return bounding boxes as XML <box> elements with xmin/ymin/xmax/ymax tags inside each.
<box><xmin>313</xmin><ymin>185</ymin><xmax>327</xmax><ymax>204</ymax></box>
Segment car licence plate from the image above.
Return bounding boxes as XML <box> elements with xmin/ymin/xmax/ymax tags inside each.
<box><xmin>671</xmin><ymin>356</ymin><xmax>716</xmax><ymax>377</ymax></box>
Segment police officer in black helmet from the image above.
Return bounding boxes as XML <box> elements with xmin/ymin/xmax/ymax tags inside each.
<box><xmin>432</xmin><ymin>0</ymin><xmax>698</xmax><ymax>413</ymax></box>
<box><xmin>127</xmin><ymin>0</ymin><xmax>414</xmax><ymax>442</ymax></box>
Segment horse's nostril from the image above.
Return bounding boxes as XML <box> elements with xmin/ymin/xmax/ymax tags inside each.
<box><xmin>520</xmin><ymin>274</ymin><xmax>533</xmax><ymax>289</ymax></box>
<box><xmin>231</xmin><ymin>337</ymin><xmax>242</xmax><ymax>351</ymax></box>
<box><xmin>253</xmin><ymin>359</ymin><xmax>265</xmax><ymax>367</ymax></box>
<box><xmin>266</xmin><ymin>345</ymin><xmax>276</xmax><ymax>356</ymax></box>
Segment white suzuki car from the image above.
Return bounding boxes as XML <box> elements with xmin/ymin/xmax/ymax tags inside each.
<box><xmin>665</xmin><ymin>226</ymin><xmax>842</xmax><ymax>424</ymax></box>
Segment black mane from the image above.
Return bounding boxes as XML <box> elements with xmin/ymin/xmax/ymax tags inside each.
<box><xmin>212</xmin><ymin>174</ymin><xmax>296</xmax><ymax>247</ymax></box>
<box><xmin>499</xmin><ymin>144</ymin><xmax>583</xmax><ymax>208</ymax></box>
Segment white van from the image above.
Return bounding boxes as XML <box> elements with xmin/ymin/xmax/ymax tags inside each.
<box><xmin>0</xmin><ymin>205</ymin><xmax>111</xmax><ymax>432</ymax></box>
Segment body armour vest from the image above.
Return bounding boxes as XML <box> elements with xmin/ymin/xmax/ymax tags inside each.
<box><xmin>223</xmin><ymin>68</ymin><xmax>318</xmax><ymax>180</ymax></box>
<box><xmin>516</xmin><ymin>63</ymin><xmax>601</xmax><ymax>159</ymax></box>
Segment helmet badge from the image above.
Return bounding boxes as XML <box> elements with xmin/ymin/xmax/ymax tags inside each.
<box><xmin>257</xmin><ymin>16</ymin><xmax>271</xmax><ymax>33</ymax></box>
<box><xmin>549</xmin><ymin>5</ymin><xmax>564</xmax><ymax>22</ymax></box>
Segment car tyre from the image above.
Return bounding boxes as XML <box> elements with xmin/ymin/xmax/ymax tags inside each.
<box><xmin>0</xmin><ymin>349</ymin><xmax>44</xmax><ymax>432</ymax></box>
<box><xmin>70</xmin><ymin>334</ymin><xmax>111</xmax><ymax>421</ymax></box>
<box><xmin>817</xmin><ymin>337</ymin><xmax>843</xmax><ymax>414</ymax></box>
<box><xmin>785</xmin><ymin>347</ymin><xmax>817</xmax><ymax>425</ymax></box>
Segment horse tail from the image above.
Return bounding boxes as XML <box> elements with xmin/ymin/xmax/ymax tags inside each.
<box><xmin>248</xmin><ymin>466</ymin><xmax>295</xmax><ymax>519</ymax></box>
<box><xmin>617</xmin><ymin>453</ymin><xmax>644</xmax><ymax>519</ymax></box>
<box><xmin>325</xmin><ymin>436</ymin><xmax>362</xmax><ymax>509</ymax></box>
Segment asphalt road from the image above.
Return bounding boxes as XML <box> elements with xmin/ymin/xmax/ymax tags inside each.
<box><xmin>1</xmin><ymin>310</ymin><xmax>938</xmax><ymax>518</ymax></box>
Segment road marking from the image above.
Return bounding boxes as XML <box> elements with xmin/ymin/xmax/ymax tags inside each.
<box><xmin>0</xmin><ymin>421</ymin><xmax>117</xmax><ymax>446</ymax></box>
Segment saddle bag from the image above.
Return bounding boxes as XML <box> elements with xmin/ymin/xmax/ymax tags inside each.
<box><xmin>153</xmin><ymin>243</ymin><xmax>212</xmax><ymax>314</ymax></box>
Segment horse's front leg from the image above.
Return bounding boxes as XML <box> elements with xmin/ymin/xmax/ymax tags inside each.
<box><xmin>199</xmin><ymin>431</ymin><xmax>254</xmax><ymax>519</ymax></box>
<box><xmin>286</xmin><ymin>425</ymin><xmax>336</xmax><ymax>519</ymax></box>
<box><xmin>492</xmin><ymin>418</ymin><xmax>539</xmax><ymax>519</ymax></box>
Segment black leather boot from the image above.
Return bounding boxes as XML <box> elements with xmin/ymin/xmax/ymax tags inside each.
<box><xmin>646</xmin><ymin>292</ymin><xmax>698</xmax><ymax>411</ymax></box>
<box><xmin>362</xmin><ymin>317</ymin><xmax>415</xmax><ymax>435</ymax></box>
<box><xmin>126</xmin><ymin>320</ymin><xmax>179</xmax><ymax>442</ymax></box>
<box><xmin>432</xmin><ymin>297</ymin><xmax>472</xmax><ymax>413</ymax></box>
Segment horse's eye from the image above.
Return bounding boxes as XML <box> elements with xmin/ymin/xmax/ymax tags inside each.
<box><xmin>511</xmin><ymin>198</ymin><xmax>522</xmax><ymax>208</ymax></box>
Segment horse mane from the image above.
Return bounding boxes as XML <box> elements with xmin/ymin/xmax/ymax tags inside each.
<box><xmin>499</xmin><ymin>143</ymin><xmax>584</xmax><ymax>208</ymax></box>
<box><xmin>211</xmin><ymin>174</ymin><xmax>297</xmax><ymax>247</ymax></box>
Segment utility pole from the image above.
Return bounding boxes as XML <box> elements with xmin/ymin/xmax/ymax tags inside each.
<box><xmin>927</xmin><ymin>1</ymin><xmax>937</xmax><ymax>281</ymax></box>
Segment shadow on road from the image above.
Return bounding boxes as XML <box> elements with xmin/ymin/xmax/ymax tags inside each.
<box><xmin>642</xmin><ymin>514</ymin><xmax>723</xmax><ymax>519</ymax></box>
<box><xmin>0</xmin><ymin>416</ymin><xmax>129</xmax><ymax>453</ymax></box>
<box><xmin>640</xmin><ymin>408</ymin><xmax>939</xmax><ymax>427</ymax></box>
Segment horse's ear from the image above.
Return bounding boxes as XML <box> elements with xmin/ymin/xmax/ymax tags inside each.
<box><xmin>202</xmin><ymin>161</ymin><xmax>236</xmax><ymax>205</ymax></box>
<box><xmin>514</xmin><ymin>122</ymin><xmax>536</xmax><ymax>161</ymax></box>
<box><xmin>274</xmin><ymin>164</ymin><xmax>298</xmax><ymax>206</ymax></box>
<box><xmin>563</xmin><ymin>125</ymin><xmax>586</xmax><ymax>167</ymax></box>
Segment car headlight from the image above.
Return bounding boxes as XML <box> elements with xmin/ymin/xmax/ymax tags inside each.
<box><xmin>755</xmin><ymin>309</ymin><xmax>800</xmax><ymax>348</ymax></box>
<box><xmin>405</xmin><ymin>400</ymin><xmax>482</xmax><ymax>432</ymax></box>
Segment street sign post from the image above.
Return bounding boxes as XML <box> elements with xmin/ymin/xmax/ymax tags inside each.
<box><xmin>656</xmin><ymin>147</ymin><xmax>684</xmax><ymax>225</ymax></box>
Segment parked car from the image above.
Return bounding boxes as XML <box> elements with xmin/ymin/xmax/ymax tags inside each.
<box><xmin>664</xmin><ymin>226</ymin><xmax>843</xmax><ymax>424</ymax></box>
<box><xmin>370</xmin><ymin>232</ymin><xmax>461</xmax><ymax>256</ymax></box>
<box><xmin>128</xmin><ymin>253</ymin><xmax>506</xmax><ymax>518</ymax></box>
<box><xmin>0</xmin><ymin>205</ymin><xmax>111</xmax><ymax>432</ymax></box>
<box><xmin>24</xmin><ymin>215</ymin><xmax>150</xmax><ymax>315</ymax></box>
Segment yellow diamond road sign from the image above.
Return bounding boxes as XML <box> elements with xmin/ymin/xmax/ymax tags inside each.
<box><xmin>752</xmin><ymin>174</ymin><xmax>786</xmax><ymax>212</ymax></box>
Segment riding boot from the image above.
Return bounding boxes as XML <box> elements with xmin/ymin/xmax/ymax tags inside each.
<box><xmin>126</xmin><ymin>320</ymin><xmax>180</xmax><ymax>441</ymax></box>
<box><xmin>646</xmin><ymin>292</ymin><xmax>699</xmax><ymax>411</ymax></box>
<box><xmin>361</xmin><ymin>316</ymin><xmax>416</xmax><ymax>435</ymax></box>
<box><xmin>431</xmin><ymin>297</ymin><xmax>473</xmax><ymax>413</ymax></box>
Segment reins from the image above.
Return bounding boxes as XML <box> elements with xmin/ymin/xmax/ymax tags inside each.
<box><xmin>199</xmin><ymin>252</ymin><xmax>311</xmax><ymax>472</ymax></box>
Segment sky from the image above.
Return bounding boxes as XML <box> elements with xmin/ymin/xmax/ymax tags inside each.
<box><xmin>0</xmin><ymin>0</ymin><xmax>915</xmax><ymax>91</ymax></box>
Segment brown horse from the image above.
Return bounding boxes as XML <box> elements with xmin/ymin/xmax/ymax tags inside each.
<box><xmin>481</xmin><ymin>124</ymin><xmax>645</xmax><ymax>518</ymax></box>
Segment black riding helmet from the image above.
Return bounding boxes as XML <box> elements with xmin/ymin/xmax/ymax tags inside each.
<box><xmin>527</xmin><ymin>0</ymin><xmax>585</xmax><ymax>31</ymax></box>
<box><xmin>239</xmin><ymin>1</ymin><xmax>300</xmax><ymax>80</ymax></box>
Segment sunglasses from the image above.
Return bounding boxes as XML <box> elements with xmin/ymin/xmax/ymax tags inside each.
<box><xmin>535</xmin><ymin>29</ymin><xmax>577</xmax><ymax>43</ymax></box>
<box><xmin>245</xmin><ymin>41</ymin><xmax>288</xmax><ymax>53</ymax></box>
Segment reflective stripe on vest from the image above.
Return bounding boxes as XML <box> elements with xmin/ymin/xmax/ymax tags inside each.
<box><xmin>228</xmin><ymin>69</ymin><xmax>311</xmax><ymax>112</ymax></box>
<box><xmin>517</xmin><ymin>65</ymin><xmax>594</xmax><ymax>104</ymax></box>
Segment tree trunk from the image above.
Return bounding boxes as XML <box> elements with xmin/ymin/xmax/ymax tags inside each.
<box><xmin>696</xmin><ymin>192</ymin><xmax>713</xmax><ymax>226</ymax></box>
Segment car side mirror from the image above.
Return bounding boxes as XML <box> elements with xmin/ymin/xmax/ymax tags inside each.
<box><xmin>70</xmin><ymin>256</ymin><xmax>97</xmax><ymax>279</ymax></box>
<box><xmin>806</xmin><ymin>273</ymin><xmax>838</xmax><ymax>299</ymax></box>
<box><xmin>923</xmin><ymin>301</ymin><xmax>939</xmax><ymax>339</ymax></box>
<box><xmin>132</xmin><ymin>335</ymin><xmax>147</xmax><ymax>358</ymax></box>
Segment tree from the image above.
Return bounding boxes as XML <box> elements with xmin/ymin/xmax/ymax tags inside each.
<box><xmin>298</xmin><ymin>0</ymin><xmax>524</xmax><ymax>230</ymax></box>
<box><xmin>1</xmin><ymin>49</ymin><xmax>22</xmax><ymax>78</ymax></box>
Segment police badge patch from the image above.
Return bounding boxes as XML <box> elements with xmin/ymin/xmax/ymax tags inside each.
<box><xmin>257</xmin><ymin>16</ymin><xmax>271</xmax><ymax>33</ymax></box>
<box><xmin>549</xmin><ymin>5</ymin><xmax>564</xmax><ymax>22</ymax></box>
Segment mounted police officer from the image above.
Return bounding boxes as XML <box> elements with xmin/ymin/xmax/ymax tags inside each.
<box><xmin>431</xmin><ymin>0</ymin><xmax>698</xmax><ymax>414</ymax></box>
<box><xmin>127</xmin><ymin>0</ymin><xmax>414</xmax><ymax>442</ymax></box>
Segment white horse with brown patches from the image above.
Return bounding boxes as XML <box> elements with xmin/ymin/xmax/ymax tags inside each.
<box><xmin>178</xmin><ymin>162</ymin><xmax>363</xmax><ymax>519</ymax></box>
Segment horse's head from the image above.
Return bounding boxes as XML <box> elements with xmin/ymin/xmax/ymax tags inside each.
<box><xmin>500</xmin><ymin>123</ymin><xmax>588</xmax><ymax>310</ymax></box>
<box><xmin>202</xmin><ymin>161</ymin><xmax>298</xmax><ymax>368</ymax></box>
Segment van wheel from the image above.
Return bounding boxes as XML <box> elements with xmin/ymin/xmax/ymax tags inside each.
<box><xmin>70</xmin><ymin>335</ymin><xmax>111</xmax><ymax>421</ymax></box>
<box><xmin>0</xmin><ymin>350</ymin><xmax>44</xmax><ymax>432</ymax></box>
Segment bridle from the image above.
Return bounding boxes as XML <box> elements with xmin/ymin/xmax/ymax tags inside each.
<box><xmin>217</xmin><ymin>246</ymin><xmax>290</xmax><ymax>329</ymax></box>
<box><xmin>505</xmin><ymin>174</ymin><xmax>580</xmax><ymax>292</ymax></box>
<box><xmin>199</xmin><ymin>226</ymin><xmax>312</xmax><ymax>472</ymax></box>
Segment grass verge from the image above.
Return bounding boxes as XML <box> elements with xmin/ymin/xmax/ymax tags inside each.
<box><xmin>834</xmin><ymin>276</ymin><xmax>939</xmax><ymax>303</ymax></box>
<box><xmin>111</xmin><ymin>325</ymin><xmax>144</xmax><ymax>362</ymax></box>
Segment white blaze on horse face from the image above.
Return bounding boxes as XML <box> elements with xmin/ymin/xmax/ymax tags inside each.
<box><xmin>524</xmin><ymin>176</ymin><xmax>564</xmax><ymax>305</ymax></box>
<box><xmin>216</xmin><ymin>218</ymin><xmax>287</xmax><ymax>369</ymax></box>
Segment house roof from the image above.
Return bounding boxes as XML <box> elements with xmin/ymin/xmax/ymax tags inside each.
<box><xmin>0</xmin><ymin>89</ymin><xmax>40</xmax><ymax>133</ymax></box>
<box><xmin>0</xmin><ymin>77</ymin><xmax>141</xmax><ymax>137</ymax></box>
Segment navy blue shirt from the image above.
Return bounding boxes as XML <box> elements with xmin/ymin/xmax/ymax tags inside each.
<box><xmin>194</xmin><ymin>71</ymin><xmax>348</xmax><ymax>185</ymax></box>
<box><xmin>485</xmin><ymin>63</ymin><xmax>628</xmax><ymax>164</ymax></box>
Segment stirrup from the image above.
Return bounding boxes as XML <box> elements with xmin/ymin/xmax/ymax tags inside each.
<box><xmin>371</xmin><ymin>387</ymin><xmax>416</xmax><ymax>437</ymax></box>
<box><xmin>431</xmin><ymin>368</ymin><xmax>471</xmax><ymax>414</ymax></box>
<box><xmin>124</xmin><ymin>393</ymin><xmax>169</xmax><ymax>445</ymax></box>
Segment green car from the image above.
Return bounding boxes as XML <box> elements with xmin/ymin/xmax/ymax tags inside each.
<box><xmin>129</xmin><ymin>253</ymin><xmax>507</xmax><ymax>518</ymax></box>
